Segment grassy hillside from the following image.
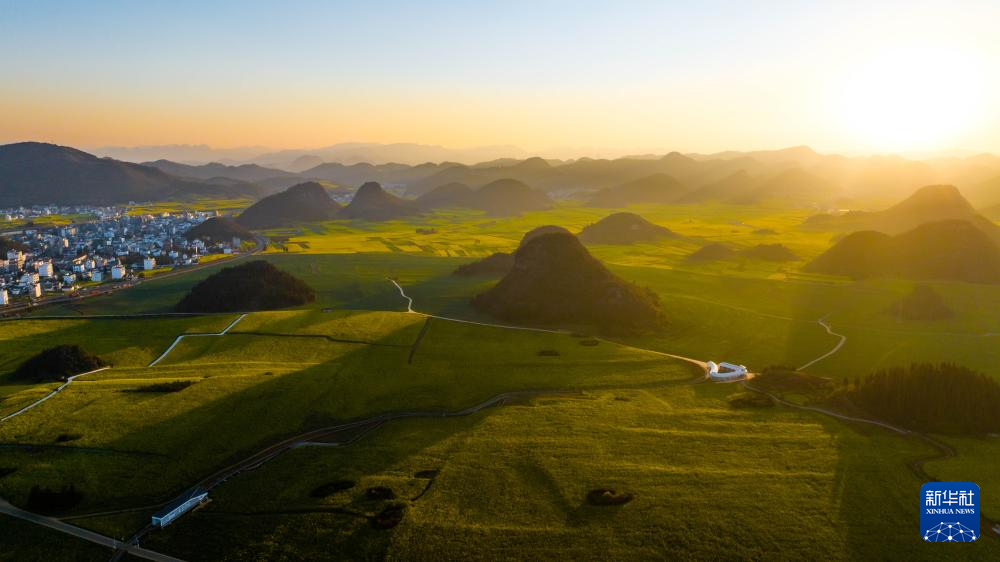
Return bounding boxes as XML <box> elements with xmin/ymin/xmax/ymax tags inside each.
<box><xmin>141</xmin><ymin>383</ymin><xmax>992</xmax><ymax>560</ymax></box>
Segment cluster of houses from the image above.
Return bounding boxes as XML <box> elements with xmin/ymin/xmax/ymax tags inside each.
<box><xmin>1</xmin><ymin>207</ymin><xmax>246</xmax><ymax>306</ymax></box>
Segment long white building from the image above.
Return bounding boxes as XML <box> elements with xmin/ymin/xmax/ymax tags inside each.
<box><xmin>707</xmin><ymin>361</ymin><xmax>749</xmax><ymax>382</ymax></box>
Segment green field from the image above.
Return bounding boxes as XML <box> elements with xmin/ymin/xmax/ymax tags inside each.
<box><xmin>2</xmin><ymin>201</ymin><xmax>999</xmax><ymax>559</ymax></box>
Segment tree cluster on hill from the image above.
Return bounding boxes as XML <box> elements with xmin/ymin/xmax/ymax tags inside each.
<box><xmin>805</xmin><ymin>220</ymin><xmax>1000</xmax><ymax>283</ymax></box>
<box><xmin>683</xmin><ymin>243</ymin><xmax>797</xmax><ymax>263</ymax></box>
<box><xmin>452</xmin><ymin>226</ymin><xmax>571</xmax><ymax>277</ymax></box>
<box><xmin>338</xmin><ymin>181</ymin><xmax>418</xmax><ymax>220</ymax></box>
<box><xmin>577</xmin><ymin>212</ymin><xmax>676</xmax><ymax>245</ymax></box>
<box><xmin>887</xmin><ymin>285</ymin><xmax>954</xmax><ymax>321</ymax></box>
<box><xmin>802</xmin><ymin>185</ymin><xmax>1000</xmax><ymax>242</ymax></box>
<box><xmin>0</xmin><ymin>236</ymin><xmax>29</xmax><ymax>254</ymax></box>
<box><xmin>848</xmin><ymin>363</ymin><xmax>1000</xmax><ymax>434</ymax></box>
<box><xmin>237</xmin><ymin>182</ymin><xmax>342</xmax><ymax>228</ymax></box>
<box><xmin>184</xmin><ymin>217</ymin><xmax>253</xmax><ymax>244</ymax></box>
<box><xmin>684</xmin><ymin>243</ymin><xmax>736</xmax><ymax>263</ymax></box>
<box><xmin>26</xmin><ymin>484</ymin><xmax>83</xmax><ymax>514</ymax></box>
<box><xmin>452</xmin><ymin>252</ymin><xmax>515</xmax><ymax>277</ymax></box>
<box><xmin>472</xmin><ymin>232</ymin><xmax>662</xmax><ymax>332</ymax></box>
<box><xmin>175</xmin><ymin>260</ymin><xmax>315</xmax><ymax>312</ymax></box>
<box><xmin>739</xmin><ymin>243</ymin><xmax>798</xmax><ymax>261</ymax></box>
<box><xmin>586</xmin><ymin>173</ymin><xmax>687</xmax><ymax>207</ymax></box>
<box><xmin>416</xmin><ymin>178</ymin><xmax>553</xmax><ymax>216</ymax></box>
<box><xmin>11</xmin><ymin>345</ymin><xmax>106</xmax><ymax>383</ymax></box>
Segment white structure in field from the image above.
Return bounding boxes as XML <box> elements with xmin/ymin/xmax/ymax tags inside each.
<box><xmin>152</xmin><ymin>490</ymin><xmax>208</xmax><ymax>527</ymax></box>
<box><xmin>143</xmin><ymin>257</ymin><xmax>156</xmax><ymax>271</ymax></box>
<box><xmin>0</xmin><ymin>289</ymin><xmax>8</xmax><ymax>305</ymax></box>
<box><xmin>707</xmin><ymin>361</ymin><xmax>748</xmax><ymax>382</ymax></box>
<box><xmin>111</xmin><ymin>264</ymin><xmax>125</xmax><ymax>280</ymax></box>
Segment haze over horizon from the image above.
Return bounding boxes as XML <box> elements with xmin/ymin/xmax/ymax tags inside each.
<box><xmin>3</xmin><ymin>0</ymin><xmax>999</xmax><ymax>157</ymax></box>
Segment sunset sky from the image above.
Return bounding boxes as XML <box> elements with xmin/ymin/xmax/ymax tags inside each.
<box><xmin>1</xmin><ymin>0</ymin><xmax>998</xmax><ymax>156</ymax></box>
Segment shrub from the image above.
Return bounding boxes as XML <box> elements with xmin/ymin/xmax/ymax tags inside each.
<box><xmin>175</xmin><ymin>260</ymin><xmax>315</xmax><ymax>312</ymax></box>
<box><xmin>127</xmin><ymin>380</ymin><xmax>194</xmax><ymax>393</ymax></box>
<box><xmin>586</xmin><ymin>488</ymin><xmax>633</xmax><ymax>506</ymax></box>
<box><xmin>310</xmin><ymin>480</ymin><xmax>356</xmax><ymax>498</ymax></box>
<box><xmin>12</xmin><ymin>345</ymin><xmax>106</xmax><ymax>383</ymax></box>
<box><xmin>365</xmin><ymin>486</ymin><xmax>396</xmax><ymax>500</ymax></box>
<box><xmin>371</xmin><ymin>504</ymin><xmax>405</xmax><ymax>529</ymax></box>
<box><xmin>26</xmin><ymin>485</ymin><xmax>83</xmax><ymax>514</ymax></box>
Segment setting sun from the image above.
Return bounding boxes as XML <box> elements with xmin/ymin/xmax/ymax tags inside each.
<box><xmin>838</xmin><ymin>46</ymin><xmax>986</xmax><ymax>151</ymax></box>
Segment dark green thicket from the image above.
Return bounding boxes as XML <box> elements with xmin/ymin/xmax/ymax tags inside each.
<box><xmin>849</xmin><ymin>363</ymin><xmax>1000</xmax><ymax>434</ymax></box>
<box><xmin>887</xmin><ymin>285</ymin><xmax>954</xmax><ymax>321</ymax></box>
<box><xmin>11</xmin><ymin>345</ymin><xmax>106</xmax><ymax>383</ymax></box>
<box><xmin>26</xmin><ymin>485</ymin><xmax>83</xmax><ymax>514</ymax></box>
<box><xmin>473</xmin><ymin>232</ymin><xmax>662</xmax><ymax>333</ymax></box>
<box><xmin>739</xmin><ymin>243</ymin><xmax>798</xmax><ymax>261</ymax></box>
<box><xmin>184</xmin><ymin>217</ymin><xmax>253</xmax><ymax>244</ymax></box>
<box><xmin>0</xmin><ymin>236</ymin><xmax>29</xmax><ymax>254</ymax></box>
<box><xmin>175</xmin><ymin>260</ymin><xmax>315</xmax><ymax>312</ymax></box>
<box><xmin>577</xmin><ymin>212</ymin><xmax>675</xmax><ymax>244</ymax></box>
<box><xmin>806</xmin><ymin>220</ymin><xmax>1000</xmax><ymax>283</ymax></box>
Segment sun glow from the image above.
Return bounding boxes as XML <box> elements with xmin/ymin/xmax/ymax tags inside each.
<box><xmin>838</xmin><ymin>46</ymin><xmax>986</xmax><ymax>151</ymax></box>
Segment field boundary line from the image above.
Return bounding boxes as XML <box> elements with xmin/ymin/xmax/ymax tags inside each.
<box><xmin>1</xmin><ymin>367</ymin><xmax>110</xmax><ymax>423</ymax></box>
<box><xmin>148</xmin><ymin>313</ymin><xmax>247</xmax><ymax>367</ymax></box>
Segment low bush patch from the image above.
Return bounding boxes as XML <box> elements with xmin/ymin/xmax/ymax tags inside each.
<box><xmin>310</xmin><ymin>479</ymin><xmax>356</xmax><ymax>498</ymax></box>
<box><xmin>586</xmin><ymin>488</ymin><xmax>633</xmax><ymax>506</ymax></box>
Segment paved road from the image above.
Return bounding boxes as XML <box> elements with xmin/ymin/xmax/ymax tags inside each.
<box><xmin>0</xmin><ymin>498</ymin><xmax>183</xmax><ymax>561</ymax></box>
<box><xmin>1</xmin><ymin>367</ymin><xmax>111</xmax><ymax>423</ymax></box>
<box><xmin>147</xmin><ymin>313</ymin><xmax>247</xmax><ymax>366</ymax></box>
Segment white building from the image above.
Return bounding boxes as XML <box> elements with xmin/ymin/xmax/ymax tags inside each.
<box><xmin>20</xmin><ymin>272</ymin><xmax>39</xmax><ymax>285</ymax></box>
<box><xmin>38</xmin><ymin>261</ymin><xmax>54</xmax><ymax>277</ymax></box>
<box><xmin>91</xmin><ymin>270</ymin><xmax>103</xmax><ymax>282</ymax></box>
<box><xmin>152</xmin><ymin>490</ymin><xmax>208</xmax><ymax>527</ymax></box>
<box><xmin>30</xmin><ymin>283</ymin><xmax>41</xmax><ymax>298</ymax></box>
<box><xmin>707</xmin><ymin>361</ymin><xmax>749</xmax><ymax>382</ymax></box>
<box><xmin>143</xmin><ymin>257</ymin><xmax>156</xmax><ymax>271</ymax></box>
<box><xmin>0</xmin><ymin>289</ymin><xmax>8</xmax><ymax>306</ymax></box>
<box><xmin>111</xmin><ymin>264</ymin><xmax>125</xmax><ymax>280</ymax></box>
<box><xmin>63</xmin><ymin>273</ymin><xmax>77</xmax><ymax>285</ymax></box>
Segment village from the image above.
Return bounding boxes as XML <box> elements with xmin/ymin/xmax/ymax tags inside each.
<box><xmin>1</xmin><ymin>207</ymin><xmax>246</xmax><ymax>306</ymax></box>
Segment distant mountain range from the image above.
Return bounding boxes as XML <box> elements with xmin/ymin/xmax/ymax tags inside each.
<box><xmin>92</xmin><ymin>142</ymin><xmax>529</xmax><ymax>167</ymax></box>
<box><xmin>7</xmin><ymin>140</ymin><xmax>1000</xmax><ymax>211</ymax></box>
<box><xmin>0</xmin><ymin>142</ymin><xmax>266</xmax><ymax>206</ymax></box>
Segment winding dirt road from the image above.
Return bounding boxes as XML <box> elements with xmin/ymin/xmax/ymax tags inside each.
<box><xmin>798</xmin><ymin>318</ymin><xmax>847</xmax><ymax>371</ymax></box>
